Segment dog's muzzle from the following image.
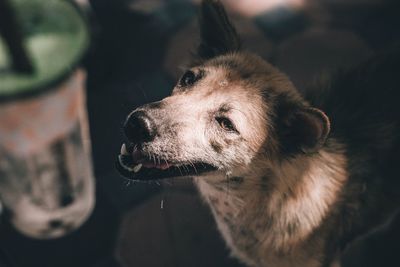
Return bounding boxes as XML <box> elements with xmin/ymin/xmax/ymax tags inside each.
<box><xmin>116</xmin><ymin>110</ymin><xmax>217</xmax><ymax>181</ymax></box>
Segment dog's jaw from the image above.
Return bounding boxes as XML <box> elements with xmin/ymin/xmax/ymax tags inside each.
<box><xmin>116</xmin><ymin>142</ymin><xmax>219</xmax><ymax>181</ymax></box>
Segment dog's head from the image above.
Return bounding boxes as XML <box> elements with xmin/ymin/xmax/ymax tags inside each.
<box><xmin>117</xmin><ymin>0</ymin><xmax>330</xmax><ymax>181</ymax></box>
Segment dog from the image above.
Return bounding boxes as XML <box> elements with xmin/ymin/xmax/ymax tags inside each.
<box><xmin>116</xmin><ymin>1</ymin><xmax>400</xmax><ymax>266</ymax></box>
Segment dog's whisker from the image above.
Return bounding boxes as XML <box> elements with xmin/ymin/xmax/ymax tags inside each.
<box><xmin>177</xmin><ymin>166</ymin><xmax>183</xmax><ymax>177</ymax></box>
<box><xmin>180</xmin><ymin>164</ymin><xmax>188</xmax><ymax>173</ymax></box>
<box><xmin>164</xmin><ymin>159</ymin><xmax>170</xmax><ymax>168</ymax></box>
<box><xmin>188</xmin><ymin>160</ymin><xmax>198</xmax><ymax>174</ymax></box>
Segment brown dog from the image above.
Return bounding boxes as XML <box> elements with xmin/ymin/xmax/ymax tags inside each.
<box><xmin>116</xmin><ymin>1</ymin><xmax>400</xmax><ymax>266</ymax></box>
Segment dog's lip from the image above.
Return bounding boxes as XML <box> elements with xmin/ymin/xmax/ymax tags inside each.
<box><xmin>116</xmin><ymin>143</ymin><xmax>218</xmax><ymax>181</ymax></box>
<box><xmin>119</xmin><ymin>143</ymin><xmax>170</xmax><ymax>170</ymax></box>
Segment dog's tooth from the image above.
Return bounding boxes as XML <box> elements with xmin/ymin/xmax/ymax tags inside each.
<box><xmin>120</xmin><ymin>144</ymin><xmax>128</xmax><ymax>155</ymax></box>
<box><xmin>133</xmin><ymin>163</ymin><xmax>142</xmax><ymax>173</ymax></box>
<box><xmin>118</xmin><ymin>155</ymin><xmax>123</xmax><ymax>165</ymax></box>
<box><xmin>118</xmin><ymin>155</ymin><xmax>133</xmax><ymax>172</ymax></box>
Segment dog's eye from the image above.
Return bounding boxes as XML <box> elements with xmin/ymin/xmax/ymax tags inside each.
<box><xmin>180</xmin><ymin>70</ymin><xmax>197</xmax><ymax>87</ymax></box>
<box><xmin>216</xmin><ymin>117</ymin><xmax>237</xmax><ymax>132</ymax></box>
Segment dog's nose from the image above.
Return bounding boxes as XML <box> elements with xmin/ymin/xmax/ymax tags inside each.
<box><xmin>124</xmin><ymin>111</ymin><xmax>156</xmax><ymax>143</ymax></box>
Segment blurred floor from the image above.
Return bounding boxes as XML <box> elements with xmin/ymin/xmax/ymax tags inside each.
<box><xmin>1</xmin><ymin>0</ymin><xmax>400</xmax><ymax>266</ymax></box>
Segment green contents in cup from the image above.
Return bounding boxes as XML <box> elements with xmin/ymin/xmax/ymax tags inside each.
<box><xmin>0</xmin><ymin>0</ymin><xmax>89</xmax><ymax>97</ymax></box>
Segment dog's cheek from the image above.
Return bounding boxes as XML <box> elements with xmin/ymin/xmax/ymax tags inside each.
<box><xmin>171</xmin><ymin>124</ymin><xmax>206</xmax><ymax>157</ymax></box>
<box><xmin>210</xmin><ymin>139</ymin><xmax>224</xmax><ymax>154</ymax></box>
<box><xmin>208</xmin><ymin>136</ymin><xmax>254</xmax><ymax>167</ymax></box>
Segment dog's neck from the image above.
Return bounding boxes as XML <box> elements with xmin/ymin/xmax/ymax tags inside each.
<box><xmin>194</xmin><ymin>147</ymin><xmax>348</xmax><ymax>267</ymax></box>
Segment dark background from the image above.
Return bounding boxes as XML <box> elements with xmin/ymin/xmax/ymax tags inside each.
<box><xmin>1</xmin><ymin>0</ymin><xmax>400</xmax><ymax>266</ymax></box>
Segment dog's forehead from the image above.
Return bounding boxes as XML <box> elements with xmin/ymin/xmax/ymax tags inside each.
<box><xmin>169</xmin><ymin>53</ymin><xmax>282</xmax><ymax>116</ymax></box>
<box><xmin>204</xmin><ymin>53</ymin><xmax>274</xmax><ymax>78</ymax></box>
<box><xmin>182</xmin><ymin>66</ymin><xmax>261</xmax><ymax>109</ymax></box>
<box><xmin>194</xmin><ymin>53</ymin><xmax>277</xmax><ymax>94</ymax></box>
<box><xmin>190</xmin><ymin>60</ymin><xmax>264</xmax><ymax>95</ymax></box>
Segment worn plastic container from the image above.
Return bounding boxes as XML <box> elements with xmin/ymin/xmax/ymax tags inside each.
<box><xmin>0</xmin><ymin>0</ymin><xmax>95</xmax><ymax>238</ymax></box>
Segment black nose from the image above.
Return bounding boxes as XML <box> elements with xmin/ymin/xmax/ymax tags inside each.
<box><xmin>124</xmin><ymin>111</ymin><xmax>156</xmax><ymax>143</ymax></box>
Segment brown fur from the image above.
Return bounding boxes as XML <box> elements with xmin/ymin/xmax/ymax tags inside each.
<box><xmin>195</xmin><ymin>144</ymin><xmax>347</xmax><ymax>267</ymax></box>
<box><xmin>117</xmin><ymin>1</ymin><xmax>400</xmax><ymax>266</ymax></box>
<box><xmin>119</xmin><ymin>53</ymin><xmax>349</xmax><ymax>266</ymax></box>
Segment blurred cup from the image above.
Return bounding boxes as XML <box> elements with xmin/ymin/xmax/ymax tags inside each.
<box><xmin>0</xmin><ymin>0</ymin><xmax>94</xmax><ymax>239</ymax></box>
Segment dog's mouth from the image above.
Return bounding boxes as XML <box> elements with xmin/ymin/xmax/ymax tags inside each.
<box><xmin>116</xmin><ymin>143</ymin><xmax>218</xmax><ymax>181</ymax></box>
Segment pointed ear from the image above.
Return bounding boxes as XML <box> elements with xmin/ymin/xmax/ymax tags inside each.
<box><xmin>279</xmin><ymin>107</ymin><xmax>331</xmax><ymax>154</ymax></box>
<box><xmin>197</xmin><ymin>0</ymin><xmax>241</xmax><ymax>59</ymax></box>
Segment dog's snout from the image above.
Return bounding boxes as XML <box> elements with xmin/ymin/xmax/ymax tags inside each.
<box><xmin>124</xmin><ymin>111</ymin><xmax>156</xmax><ymax>144</ymax></box>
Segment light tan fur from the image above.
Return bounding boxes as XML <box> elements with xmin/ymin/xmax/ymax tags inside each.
<box><xmin>195</xmin><ymin>148</ymin><xmax>347</xmax><ymax>267</ymax></box>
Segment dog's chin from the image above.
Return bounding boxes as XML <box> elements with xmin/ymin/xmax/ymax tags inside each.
<box><xmin>115</xmin><ymin>143</ymin><xmax>218</xmax><ymax>181</ymax></box>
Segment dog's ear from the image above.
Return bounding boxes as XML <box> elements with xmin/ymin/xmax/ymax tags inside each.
<box><xmin>197</xmin><ymin>0</ymin><xmax>241</xmax><ymax>59</ymax></box>
<box><xmin>278</xmin><ymin>106</ymin><xmax>330</xmax><ymax>154</ymax></box>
